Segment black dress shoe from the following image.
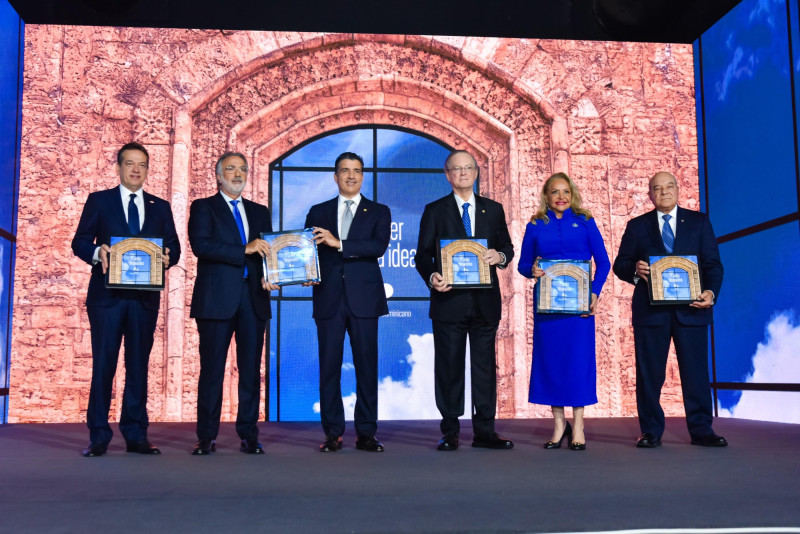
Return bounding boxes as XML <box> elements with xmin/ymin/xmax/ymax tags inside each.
<box><xmin>192</xmin><ymin>439</ymin><xmax>216</xmax><ymax>455</ymax></box>
<box><xmin>319</xmin><ymin>435</ymin><xmax>343</xmax><ymax>452</ymax></box>
<box><xmin>81</xmin><ymin>443</ymin><xmax>107</xmax><ymax>457</ymax></box>
<box><xmin>691</xmin><ymin>433</ymin><xmax>728</xmax><ymax>447</ymax></box>
<box><xmin>355</xmin><ymin>435</ymin><xmax>385</xmax><ymax>452</ymax></box>
<box><xmin>436</xmin><ymin>434</ymin><xmax>459</xmax><ymax>451</ymax></box>
<box><xmin>472</xmin><ymin>433</ymin><xmax>514</xmax><ymax>449</ymax></box>
<box><xmin>240</xmin><ymin>439</ymin><xmax>265</xmax><ymax>454</ymax></box>
<box><xmin>126</xmin><ymin>440</ymin><xmax>161</xmax><ymax>455</ymax></box>
<box><xmin>544</xmin><ymin>421</ymin><xmax>572</xmax><ymax>449</ymax></box>
<box><xmin>636</xmin><ymin>433</ymin><xmax>662</xmax><ymax>448</ymax></box>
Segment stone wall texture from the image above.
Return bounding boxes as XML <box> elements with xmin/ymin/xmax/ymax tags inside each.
<box><xmin>11</xmin><ymin>28</ymin><xmax>699</xmax><ymax>424</ymax></box>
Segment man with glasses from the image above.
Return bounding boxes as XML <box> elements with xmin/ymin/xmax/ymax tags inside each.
<box><xmin>613</xmin><ymin>171</ymin><xmax>726</xmax><ymax>448</ymax></box>
<box><xmin>304</xmin><ymin>152</ymin><xmax>391</xmax><ymax>453</ymax></box>
<box><xmin>415</xmin><ymin>150</ymin><xmax>515</xmax><ymax>451</ymax></box>
<box><xmin>188</xmin><ymin>152</ymin><xmax>277</xmax><ymax>456</ymax></box>
<box><xmin>72</xmin><ymin>142</ymin><xmax>181</xmax><ymax>457</ymax></box>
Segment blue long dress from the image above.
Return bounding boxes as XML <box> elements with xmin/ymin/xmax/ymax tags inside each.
<box><xmin>517</xmin><ymin>208</ymin><xmax>610</xmax><ymax>407</ymax></box>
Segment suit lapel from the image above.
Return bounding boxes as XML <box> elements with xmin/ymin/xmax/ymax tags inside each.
<box><xmin>446</xmin><ymin>193</ymin><xmax>467</xmax><ymax>238</ymax></box>
<box><xmin>111</xmin><ymin>187</ymin><xmax>129</xmax><ymax>231</ymax></box>
<box><xmin>673</xmin><ymin>207</ymin><xmax>688</xmax><ymax>251</ymax></box>
<box><xmin>140</xmin><ymin>191</ymin><xmax>154</xmax><ymax>234</ymax></box>
<box><xmin>214</xmin><ymin>193</ymin><xmax>244</xmax><ymax>242</ymax></box>
<box><xmin>646</xmin><ymin>210</ymin><xmax>666</xmax><ymax>252</ymax></box>
<box><xmin>325</xmin><ymin>197</ymin><xmax>340</xmax><ymax>239</ymax></box>
<box><xmin>473</xmin><ymin>195</ymin><xmax>487</xmax><ymax>238</ymax></box>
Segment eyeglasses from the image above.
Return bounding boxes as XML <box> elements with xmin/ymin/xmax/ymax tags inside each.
<box><xmin>224</xmin><ymin>165</ymin><xmax>249</xmax><ymax>174</ymax></box>
<box><xmin>446</xmin><ymin>165</ymin><xmax>477</xmax><ymax>174</ymax></box>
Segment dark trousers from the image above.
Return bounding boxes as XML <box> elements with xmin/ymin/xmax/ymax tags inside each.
<box><xmin>316</xmin><ymin>296</ymin><xmax>379</xmax><ymax>438</ymax></box>
<box><xmin>196</xmin><ymin>280</ymin><xmax>266</xmax><ymax>441</ymax></box>
<box><xmin>634</xmin><ymin>314</ymin><xmax>714</xmax><ymax>440</ymax></box>
<box><xmin>432</xmin><ymin>295</ymin><xmax>499</xmax><ymax>439</ymax></box>
<box><xmin>87</xmin><ymin>299</ymin><xmax>158</xmax><ymax>445</ymax></box>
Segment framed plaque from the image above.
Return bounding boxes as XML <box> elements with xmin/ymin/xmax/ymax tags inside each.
<box><xmin>261</xmin><ymin>228</ymin><xmax>321</xmax><ymax>286</ymax></box>
<box><xmin>438</xmin><ymin>238</ymin><xmax>491</xmax><ymax>288</ymax></box>
<box><xmin>648</xmin><ymin>254</ymin><xmax>702</xmax><ymax>305</ymax></box>
<box><xmin>105</xmin><ymin>236</ymin><xmax>165</xmax><ymax>290</ymax></box>
<box><xmin>535</xmin><ymin>259</ymin><xmax>592</xmax><ymax>314</ymax></box>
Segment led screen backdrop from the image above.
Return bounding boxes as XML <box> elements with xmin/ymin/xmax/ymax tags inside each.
<box><xmin>11</xmin><ymin>28</ymin><xmax>700</xmax><ymax>424</ymax></box>
<box><xmin>695</xmin><ymin>0</ymin><xmax>800</xmax><ymax>424</ymax></box>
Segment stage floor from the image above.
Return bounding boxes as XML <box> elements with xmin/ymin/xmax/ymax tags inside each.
<box><xmin>1</xmin><ymin>417</ymin><xmax>798</xmax><ymax>533</ymax></box>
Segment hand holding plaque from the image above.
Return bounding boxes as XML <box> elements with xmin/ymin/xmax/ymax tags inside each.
<box><xmin>105</xmin><ymin>236</ymin><xmax>165</xmax><ymax>290</ymax></box>
<box><xmin>261</xmin><ymin>229</ymin><xmax>321</xmax><ymax>286</ymax></box>
<box><xmin>535</xmin><ymin>259</ymin><xmax>592</xmax><ymax>314</ymax></box>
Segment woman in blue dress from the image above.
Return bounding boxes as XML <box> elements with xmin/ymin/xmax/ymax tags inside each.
<box><xmin>517</xmin><ymin>173</ymin><xmax>610</xmax><ymax>450</ymax></box>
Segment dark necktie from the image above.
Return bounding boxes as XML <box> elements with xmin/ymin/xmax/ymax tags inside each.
<box><xmin>341</xmin><ymin>200</ymin><xmax>354</xmax><ymax>240</ymax></box>
<box><xmin>662</xmin><ymin>214</ymin><xmax>674</xmax><ymax>253</ymax></box>
<box><xmin>127</xmin><ymin>193</ymin><xmax>140</xmax><ymax>236</ymax></box>
<box><xmin>231</xmin><ymin>200</ymin><xmax>248</xmax><ymax>277</ymax></box>
<box><xmin>462</xmin><ymin>202</ymin><xmax>471</xmax><ymax>237</ymax></box>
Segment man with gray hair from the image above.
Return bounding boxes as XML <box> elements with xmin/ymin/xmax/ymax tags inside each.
<box><xmin>189</xmin><ymin>152</ymin><xmax>277</xmax><ymax>456</ymax></box>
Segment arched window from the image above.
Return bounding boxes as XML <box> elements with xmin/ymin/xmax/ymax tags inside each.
<box><xmin>266</xmin><ymin>126</ymin><xmax>458</xmax><ymax>421</ymax></box>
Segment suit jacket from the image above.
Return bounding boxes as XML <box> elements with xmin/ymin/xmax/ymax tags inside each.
<box><xmin>189</xmin><ymin>193</ymin><xmax>272</xmax><ymax>321</ymax></box>
<box><xmin>415</xmin><ymin>193</ymin><xmax>514</xmax><ymax>323</ymax></box>
<box><xmin>304</xmin><ymin>196</ymin><xmax>391</xmax><ymax>319</ymax></box>
<box><xmin>71</xmin><ymin>187</ymin><xmax>181</xmax><ymax>310</ymax></box>
<box><xmin>613</xmin><ymin>207</ymin><xmax>723</xmax><ymax>326</ymax></box>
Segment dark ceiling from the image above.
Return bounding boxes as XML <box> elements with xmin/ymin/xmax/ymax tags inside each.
<box><xmin>8</xmin><ymin>0</ymin><xmax>741</xmax><ymax>43</ymax></box>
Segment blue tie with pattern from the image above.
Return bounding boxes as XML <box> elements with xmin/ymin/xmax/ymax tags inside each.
<box><xmin>662</xmin><ymin>214</ymin><xmax>674</xmax><ymax>253</ymax></box>
<box><xmin>231</xmin><ymin>200</ymin><xmax>248</xmax><ymax>277</ymax></box>
<box><xmin>462</xmin><ymin>202</ymin><xmax>471</xmax><ymax>237</ymax></box>
<box><xmin>127</xmin><ymin>193</ymin><xmax>140</xmax><ymax>236</ymax></box>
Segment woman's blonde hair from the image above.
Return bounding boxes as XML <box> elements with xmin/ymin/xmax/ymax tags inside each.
<box><xmin>530</xmin><ymin>172</ymin><xmax>593</xmax><ymax>224</ymax></box>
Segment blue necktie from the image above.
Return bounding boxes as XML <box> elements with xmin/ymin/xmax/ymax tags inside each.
<box><xmin>462</xmin><ymin>202</ymin><xmax>471</xmax><ymax>237</ymax></box>
<box><xmin>127</xmin><ymin>193</ymin><xmax>140</xmax><ymax>236</ymax></box>
<box><xmin>662</xmin><ymin>214</ymin><xmax>674</xmax><ymax>253</ymax></box>
<box><xmin>231</xmin><ymin>200</ymin><xmax>248</xmax><ymax>277</ymax></box>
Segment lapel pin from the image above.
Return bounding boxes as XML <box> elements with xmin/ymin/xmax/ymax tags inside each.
<box><xmin>363</xmin><ymin>208</ymin><xmax>367</xmax><ymax>211</ymax></box>
<box><xmin>481</xmin><ymin>209</ymin><xmax>486</xmax><ymax>213</ymax></box>
<box><xmin>572</xmin><ymin>223</ymin><xmax>578</xmax><ymax>227</ymax></box>
<box><xmin>149</xmin><ymin>200</ymin><xmax>155</xmax><ymax>204</ymax></box>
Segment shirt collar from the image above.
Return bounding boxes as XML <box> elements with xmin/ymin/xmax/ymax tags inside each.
<box><xmin>219</xmin><ymin>190</ymin><xmax>244</xmax><ymax>205</ymax></box>
<box><xmin>453</xmin><ymin>192</ymin><xmax>476</xmax><ymax>209</ymax></box>
<box><xmin>339</xmin><ymin>193</ymin><xmax>362</xmax><ymax>206</ymax></box>
<box><xmin>120</xmin><ymin>184</ymin><xmax>142</xmax><ymax>199</ymax></box>
<box><xmin>658</xmin><ymin>205</ymin><xmax>678</xmax><ymax>219</ymax></box>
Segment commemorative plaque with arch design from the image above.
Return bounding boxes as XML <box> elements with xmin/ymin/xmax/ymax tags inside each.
<box><xmin>438</xmin><ymin>238</ymin><xmax>491</xmax><ymax>288</ymax></box>
<box><xmin>105</xmin><ymin>236</ymin><xmax>165</xmax><ymax>290</ymax></box>
<box><xmin>648</xmin><ymin>254</ymin><xmax>702</xmax><ymax>305</ymax></box>
<box><xmin>536</xmin><ymin>259</ymin><xmax>592</xmax><ymax>314</ymax></box>
<box><xmin>261</xmin><ymin>229</ymin><xmax>321</xmax><ymax>286</ymax></box>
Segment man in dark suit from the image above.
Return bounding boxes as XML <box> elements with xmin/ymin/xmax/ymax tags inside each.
<box><xmin>304</xmin><ymin>152</ymin><xmax>391</xmax><ymax>453</ymax></box>
<box><xmin>613</xmin><ymin>171</ymin><xmax>726</xmax><ymax>448</ymax></box>
<box><xmin>72</xmin><ymin>142</ymin><xmax>181</xmax><ymax>457</ymax></box>
<box><xmin>414</xmin><ymin>150</ymin><xmax>515</xmax><ymax>451</ymax></box>
<box><xmin>188</xmin><ymin>152</ymin><xmax>276</xmax><ymax>455</ymax></box>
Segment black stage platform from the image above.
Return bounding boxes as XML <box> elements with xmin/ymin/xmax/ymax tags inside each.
<box><xmin>1</xmin><ymin>417</ymin><xmax>798</xmax><ymax>533</ymax></box>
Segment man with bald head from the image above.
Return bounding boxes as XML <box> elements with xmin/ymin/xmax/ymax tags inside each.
<box><xmin>613</xmin><ymin>171</ymin><xmax>726</xmax><ymax>448</ymax></box>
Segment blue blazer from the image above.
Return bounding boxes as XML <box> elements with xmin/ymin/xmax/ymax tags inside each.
<box><xmin>613</xmin><ymin>207</ymin><xmax>723</xmax><ymax>326</ymax></box>
<box><xmin>71</xmin><ymin>187</ymin><xmax>181</xmax><ymax>310</ymax></box>
<box><xmin>415</xmin><ymin>193</ymin><xmax>514</xmax><ymax>323</ymax></box>
<box><xmin>304</xmin><ymin>196</ymin><xmax>391</xmax><ymax>319</ymax></box>
<box><xmin>189</xmin><ymin>193</ymin><xmax>273</xmax><ymax>321</ymax></box>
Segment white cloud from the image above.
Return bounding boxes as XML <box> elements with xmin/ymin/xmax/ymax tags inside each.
<box><xmin>719</xmin><ymin>311</ymin><xmax>800</xmax><ymax>424</ymax></box>
<box><xmin>312</xmin><ymin>333</ymin><xmax>473</xmax><ymax>421</ymax></box>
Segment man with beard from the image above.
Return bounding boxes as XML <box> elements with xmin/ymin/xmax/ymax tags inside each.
<box><xmin>189</xmin><ymin>152</ymin><xmax>277</xmax><ymax>455</ymax></box>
